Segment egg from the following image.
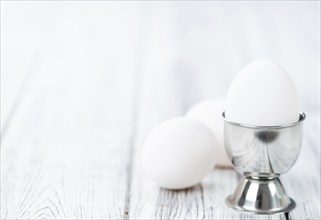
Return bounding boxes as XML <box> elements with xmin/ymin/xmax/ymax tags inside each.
<box><xmin>142</xmin><ymin>117</ymin><xmax>216</xmax><ymax>189</ymax></box>
<box><xmin>186</xmin><ymin>99</ymin><xmax>232</xmax><ymax>167</ymax></box>
<box><xmin>225</xmin><ymin>59</ymin><xmax>300</xmax><ymax>126</ymax></box>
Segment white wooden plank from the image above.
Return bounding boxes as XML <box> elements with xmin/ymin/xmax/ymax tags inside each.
<box><xmin>1</xmin><ymin>2</ymin><xmax>141</xmax><ymax>219</ymax></box>
<box><xmin>128</xmin><ymin>6</ymin><xmax>203</xmax><ymax>218</ymax></box>
<box><xmin>1</xmin><ymin>2</ymin><xmax>59</xmax><ymax>132</ymax></box>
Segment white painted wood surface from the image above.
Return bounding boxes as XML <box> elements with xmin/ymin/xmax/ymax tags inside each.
<box><xmin>1</xmin><ymin>1</ymin><xmax>320</xmax><ymax>219</ymax></box>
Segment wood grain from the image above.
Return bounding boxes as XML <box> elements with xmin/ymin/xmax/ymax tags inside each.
<box><xmin>1</xmin><ymin>3</ymin><xmax>141</xmax><ymax>219</ymax></box>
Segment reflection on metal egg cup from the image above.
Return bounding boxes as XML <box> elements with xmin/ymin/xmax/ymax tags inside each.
<box><xmin>222</xmin><ymin>112</ymin><xmax>306</xmax><ymax>214</ymax></box>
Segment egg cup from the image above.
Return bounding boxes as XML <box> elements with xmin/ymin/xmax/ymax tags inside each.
<box><xmin>222</xmin><ymin>112</ymin><xmax>305</xmax><ymax>214</ymax></box>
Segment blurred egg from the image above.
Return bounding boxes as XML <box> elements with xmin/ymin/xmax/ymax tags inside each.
<box><xmin>142</xmin><ymin>117</ymin><xmax>216</xmax><ymax>189</ymax></box>
<box><xmin>225</xmin><ymin>59</ymin><xmax>300</xmax><ymax>126</ymax></box>
<box><xmin>186</xmin><ymin>99</ymin><xmax>231</xmax><ymax>167</ymax></box>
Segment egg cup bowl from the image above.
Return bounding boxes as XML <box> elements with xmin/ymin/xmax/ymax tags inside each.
<box><xmin>222</xmin><ymin>112</ymin><xmax>305</xmax><ymax>215</ymax></box>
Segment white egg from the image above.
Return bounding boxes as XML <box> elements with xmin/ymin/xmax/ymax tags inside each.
<box><xmin>186</xmin><ymin>99</ymin><xmax>232</xmax><ymax>167</ymax></box>
<box><xmin>226</xmin><ymin>59</ymin><xmax>300</xmax><ymax>126</ymax></box>
<box><xmin>142</xmin><ymin>117</ymin><xmax>216</xmax><ymax>189</ymax></box>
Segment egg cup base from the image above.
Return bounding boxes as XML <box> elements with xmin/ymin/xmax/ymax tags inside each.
<box><xmin>225</xmin><ymin>176</ymin><xmax>296</xmax><ymax>215</ymax></box>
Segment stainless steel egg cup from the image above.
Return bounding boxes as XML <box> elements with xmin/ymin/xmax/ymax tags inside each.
<box><xmin>223</xmin><ymin>112</ymin><xmax>305</xmax><ymax>214</ymax></box>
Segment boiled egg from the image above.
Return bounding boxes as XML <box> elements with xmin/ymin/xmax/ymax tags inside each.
<box><xmin>142</xmin><ymin>117</ymin><xmax>216</xmax><ymax>189</ymax></box>
<box><xmin>225</xmin><ymin>59</ymin><xmax>300</xmax><ymax>126</ymax></box>
<box><xmin>186</xmin><ymin>99</ymin><xmax>231</xmax><ymax>167</ymax></box>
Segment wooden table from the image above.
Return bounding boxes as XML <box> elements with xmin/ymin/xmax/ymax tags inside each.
<box><xmin>1</xmin><ymin>2</ymin><xmax>320</xmax><ymax>219</ymax></box>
